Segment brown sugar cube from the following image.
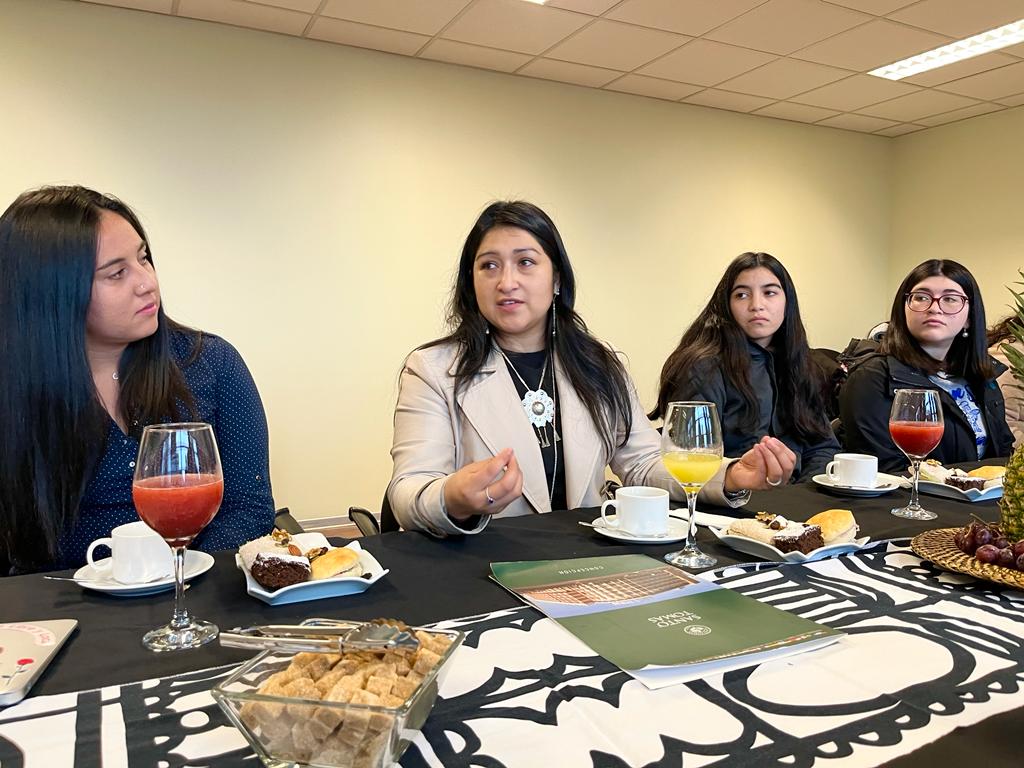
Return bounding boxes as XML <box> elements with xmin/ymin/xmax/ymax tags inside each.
<box><xmin>332</xmin><ymin>658</ymin><xmax>364</xmax><ymax>676</ymax></box>
<box><xmin>312</xmin><ymin>682</ymin><xmax>355</xmax><ymax>733</ymax></box>
<box><xmin>302</xmin><ymin>654</ymin><xmax>334</xmax><ymax>682</ymax></box>
<box><xmin>315</xmin><ymin>668</ymin><xmax>348</xmax><ymax>697</ymax></box>
<box><xmin>382</xmin><ymin>693</ymin><xmax>405</xmax><ymax>708</ymax></box>
<box><xmin>322</xmin><ymin>652</ymin><xmax>343</xmax><ymax>667</ymax></box>
<box><xmin>412</xmin><ymin>648</ymin><xmax>441</xmax><ymax>676</ymax></box>
<box><xmin>368</xmin><ymin>709</ymin><xmax>396</xmax><ymax>733</ymax></box>
<box><xmin>365</xmin><ymin>675</ymin><xmax>394</xmax><ymax>698</ymax></box>
<box><xmin>335</xmin><ymin>689</ymin><xmax>379</xmax><ymax>747</ymax></box>
<box><xmin>318</xmin><ymin>733</ymin><xmax>356</xmax><ymax>765</ymax></box>
<box><xmin>263</xmin><ymin>666</ymin><xmax>303</xmax><ymax>688</ymax></box>
<box><xmin>289</xmin><ymin>721</ymin><xmax>317</xmax><ymax>764</ymax></box>
<box><xmin>282</xmin><ymin>677</ymin><xmax>320</xmax><ymax>718</ymax></box>
<box><xmin>263</xmin><ymin>732</ymin><xmax>298</xmax><ymax>762</ymax></box>
<box><xmin>354</xmin><ymin>729</ymin><xmax>392</xmax><ymax>768</ymax></box>
<box><xmin>390</xmin><ymin>676</ymin><xmax>419</xmax><ymax>701</ymax></box>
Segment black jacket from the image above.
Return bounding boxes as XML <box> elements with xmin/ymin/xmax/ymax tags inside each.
<box><xmin>669</xmin><ymin>344</ymin><xmax>840</xmax><ymax>482</ymax></box>
<box><xmin>839</xmin><ymin>353</ymin><xmax>1013</xmax><ymax>473</ymax></box>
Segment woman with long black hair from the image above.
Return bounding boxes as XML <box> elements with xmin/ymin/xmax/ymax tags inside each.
<box><xmin>651</xmin><ymin>252</ymin><xmax>839</xmax><ymax>483</ymax></box>
<box><xmin>0</xmin><ymin>186</ymin><xmax>275</xmax><ymax>573</ymax></box>
<box><xmin>388</xmin><ymin>202</ymin><xmax>795</xmax><ymax>536</ymax></box>
<box><xmin>841</xmin><ymin>259</ymin><xmax>1012</xmax><ymax>472</ymax></box>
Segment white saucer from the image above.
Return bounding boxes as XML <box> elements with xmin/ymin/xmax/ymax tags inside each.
<box><xmin>812</xmin><ymin>473</ymin><xmax>903</xmax><ymax>497</ymax></box>
<box><xmin>586</xmin><ymin>515</ymin><xmax>689</xmax><ymax>544</ymax></box>
<box><xmin>72</xmin><ymin>550</ymin><xmax>214</xmax><ymax>596</ymax></box>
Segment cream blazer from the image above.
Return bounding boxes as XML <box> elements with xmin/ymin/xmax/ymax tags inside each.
<box><xmin>387</xmin><ymin>343</ymin><xmax>741</xmax><ymax>536</ymax></box>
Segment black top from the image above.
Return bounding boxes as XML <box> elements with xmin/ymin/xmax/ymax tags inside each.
<box><xmin>668</xmin><ymin>342</ymin><xmax>840</xmax><ymax>482</ymax></box>
<box><xmin>839</xmin><ymin>353</ymin><xmax>1013</xmax><ymax>473</ymax></box>
<box><xmin>500</xmin><ymin>349</ymin><xmax>567</xmax><ymax>512</ymax></box>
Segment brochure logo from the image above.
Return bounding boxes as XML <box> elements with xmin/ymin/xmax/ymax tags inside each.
<box><xmin>684</xmin><ymin>625</ymin><xmax>711</xmax><ymax>636</ymax></box>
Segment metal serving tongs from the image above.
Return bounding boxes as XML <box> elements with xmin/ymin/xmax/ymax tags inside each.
<box><xmin>219</xmin><ymin>619</ymin><xmax>420</xmax><ymax>655</ymax></box>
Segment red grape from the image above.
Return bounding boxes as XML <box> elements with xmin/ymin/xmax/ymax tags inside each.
<box><xmin>1017</xmin><ymin>553</ymin><xmax>1024</xmax><ymax>571</ymax></box>
<box><xmin>975</xmin><ymin>544</ymin><xmax>999</xmax><ymax>564</ymax></box>
<box><xmin>1013</xmin><ymin>541</ymin><xmax>1024</xmax><ymax>559</ymax></box>
<box><xmin>993</xmin><ymin>536</ymin><xmax>1010</xmax><ymax>550</ymax></box>
<box><xmin>996</xmin><ymin>548</ymin><xmax>1016</xmax><ymax>568</ymax></box>
<box><xmin>975</xmin><ymin>528</ymin><xmax>994</xmax><ymax>548</ymax></box>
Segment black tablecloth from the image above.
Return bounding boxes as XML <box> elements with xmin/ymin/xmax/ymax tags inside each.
<box><xmin>2</xmin><ymin>477</ymin><xmax>1019</xmax><ymax>766</ymax></box>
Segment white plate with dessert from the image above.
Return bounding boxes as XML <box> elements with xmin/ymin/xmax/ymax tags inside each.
<box><xmin>72</xmin><ymin>550</ymin><xmax>214</xmax><ymax>596</ymax></box>
<box><xmin>236</xmin><ymin>531</ymin><xmax>388</xmax><ymax>606</ymax></box>
<box><xmin>811</xmin><ymin>473</ymin><xmax>904</xmax><ymax>497</ymax></box>
<box><xmin>914</xmin><ymin>462</ymin><xmax>1004</xmax><ymax>503</ymax></box>
<box><xmin>709</xmin><ymin>510</ymin><xmax>870</xmax><ymax>564</ymax></box>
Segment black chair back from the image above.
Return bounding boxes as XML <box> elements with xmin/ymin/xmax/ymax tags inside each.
<box><xmin>380</xmin><ymin>492</ymin><xmax>400</xmax><ymax>533</ymax></box>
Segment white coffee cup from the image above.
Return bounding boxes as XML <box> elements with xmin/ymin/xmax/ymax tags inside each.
<box><xmin>600</xmin><ymin>486</ymin><xmax>670</xmax><ymax>536</ymax></box>
<box><xmin>825</xmin><ymin>453</ymin><xmax>878</xmax><ymax>488</ymax></box>
<box><xmin>86</xmin><ymin>521</ymin><xmax>174</xmax><ymax>584</ymax></box>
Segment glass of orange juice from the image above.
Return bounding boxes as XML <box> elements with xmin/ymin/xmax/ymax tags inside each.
<box><xmin>661</xmin><ymin>402</ymin><xmax>723</xmax><ymax>569</ymax></box>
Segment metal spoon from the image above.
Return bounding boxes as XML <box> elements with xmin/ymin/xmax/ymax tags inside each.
<box><xmin>578</xmin><ymin>521</ymin><xmax>670</xmax><ymax>539</ymax></box>
<box><xmin>43</xmin><ymin>575</ymin><xmax>188</xmax><ymax>590</ymax></box>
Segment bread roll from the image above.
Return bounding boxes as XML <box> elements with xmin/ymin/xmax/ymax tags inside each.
<box><xmin>967</xmin><ymin>465</ymin><xmax>1005</xmax><ymax>480</ymax></box>
<box><xmin>310</xmin><ymin>547</ymin><xmax>361</xmax><ymax>580</ymax></box>
<box><xmin>805</xmin><ymin>509</ymin><xmax>858</xmax><ymax>544</ymax></box>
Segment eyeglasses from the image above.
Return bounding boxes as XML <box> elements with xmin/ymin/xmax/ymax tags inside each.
<box><xmin>905</xmin><ymin>291</ymin><xmax>968</xmax><ymax>314</ymax></box>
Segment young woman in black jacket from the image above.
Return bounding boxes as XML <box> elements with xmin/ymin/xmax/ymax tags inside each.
<box><xmin>652</xmin><ymin>252</ymin><xmax>838</xmax><ymax>483</ymax></box>
<box><xmin>840</xmin><ymin>259</ymin><xmax>1012</xmax><ymax>473</ymax></box>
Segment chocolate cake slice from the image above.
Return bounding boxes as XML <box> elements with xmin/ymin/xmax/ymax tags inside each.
<box><xmin>249</xmin><ymin>552</ymin><xmax>311</xmax><ymax>591</ymax></box>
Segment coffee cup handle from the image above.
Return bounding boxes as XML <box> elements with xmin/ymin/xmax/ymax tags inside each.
<box><xmin>825</xmin><ymin>461</ymin><xmax>838</xmax><ymax>481</ymax></box>
<box><xmin>600</xmin><ymin>499</ymin><xmax>619</xmax><ymax>527</ymax></box>
<box><xmin>86</xmin><ymin>538</ymin><xmax>114</xmax><ymax>574</ymax></box>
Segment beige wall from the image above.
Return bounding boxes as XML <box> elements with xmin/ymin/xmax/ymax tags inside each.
<box><xmin>891</xmin><ymin>107</ymin><xmax>1024</xmax><ymax>327</ymax></box>
<box><xmin>1</xmin><ymin>0</ymin><xmax>896</xmax><ymax>519</ymax></box>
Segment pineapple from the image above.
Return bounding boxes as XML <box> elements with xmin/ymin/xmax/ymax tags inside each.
<box><xmin>998</xmin><ymin>270</ymin><xmax>1024</xmax><ymax>540</ymax></box>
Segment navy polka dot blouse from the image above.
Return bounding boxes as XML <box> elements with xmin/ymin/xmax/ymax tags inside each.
<box><xmin>53</xmin><ymin>332</ymin><xmax>276</xmax><ymax>570</ymax></box>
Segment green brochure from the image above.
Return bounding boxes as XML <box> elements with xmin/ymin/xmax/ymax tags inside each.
<box><xmin>491</xmin><ymin>553</ymin><xmax>842</xmax><ymax>689</ymax></box>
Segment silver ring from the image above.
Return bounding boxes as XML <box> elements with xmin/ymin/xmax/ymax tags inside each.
<box><xmin>485</xmin><ymin>486</ymin><xmax>495</xmax><ymax>504</ymax></box>
<box><xmin>766</xmin><ymin>476</ymin><xmax>783</xmax><ymax>487</ymax></box>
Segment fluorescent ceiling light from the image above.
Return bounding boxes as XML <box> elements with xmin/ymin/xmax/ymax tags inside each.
<box><xmin>869</xmin><ymin>18</ymin><xmax>1024</xmax><ymax>80</ymax></box>
<box><xmin>520</xmin><ymin>0</ymin><xmax>548</xmax><ymax>4</ymax></box>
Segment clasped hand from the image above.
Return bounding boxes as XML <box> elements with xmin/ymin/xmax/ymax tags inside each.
<box><xmin>725</xmin><ymin>436</ymin><xmax>797</xmax><ymax>491</ymax></box>
<box><xmin>444</xmin><ymin>448</ymin><xmax>524</xmax><ymax>521</ymax></box>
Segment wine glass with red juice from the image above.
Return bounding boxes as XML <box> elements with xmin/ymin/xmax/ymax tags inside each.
<box><xmin>889</xmin><ymin>389</ymin><xmax>943</xmax><ymax>520</ymax></box>
<box><xmin>133</xmin><ymin>423</ymin><xmax>224</xmax><ymax>652</ymax></box>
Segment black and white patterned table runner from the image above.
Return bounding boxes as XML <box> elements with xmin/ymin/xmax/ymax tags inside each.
<box><xmin>2</xmin><ymin>541</ymin><xmax>1022</xmax><ymax>767</ymax></box>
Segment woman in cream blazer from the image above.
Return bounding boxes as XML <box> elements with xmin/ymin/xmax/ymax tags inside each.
<box><xmin>388</xmin><ymin>201</ymin><xmax>796</xmax><ymax>537</ymax></box>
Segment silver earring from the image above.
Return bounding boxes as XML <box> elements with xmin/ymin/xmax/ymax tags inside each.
<box><xmin>554</xmin><ymin>286</ymin><xmax>560</xmax><ymax>296</ymax></box>
<box><xmin>962</xmin><ymin>328</ymin><xmax>969</xmax><ymax>338</ymax></box>
<box><xmin>551</xmin><ymin>302</ymin><xmax>557</xmax><ymax>337</ymax></box>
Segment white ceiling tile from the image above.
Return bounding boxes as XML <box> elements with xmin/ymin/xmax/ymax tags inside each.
<box><xmin>81</xmin><ymin>0</ymin><xmax>173</xmax><ymax>11</ymax></box>
<box><xmin>177</xmin><ymin>0</ymin><xmax>310</xmax><ymax>35</ymax></box>
<box><xmin>638</xmin><ymin>39</ymin><xmax>776</xmax><ymax>85</ymax></box>
<box><xmin>683</xmin><ymin>89</ymin><xmax>777</xmax><ymax>111</ymax></box>
<box><xmin>914</xmin><ymin>101</ymin><xmax>1005</xmax><ymax>125</ymax></box>
<box><xmin>546</xmin><ymin>19</ymin><xmax>688</xmax><ymax>71</ymax></box>
<box><xmin>603</xmin><ymin>74</ymin><xmax>704</xmax><ymax>100</ymax></box>
<box><xmin>793</xmin><ymin>18</ymin><xmax>949</xmax><ymax>70</ymax></box>
<box><xmin>307</xmin><ymin>16</ymin><xmax>429</xmax><ymax>54</ymax></box>
<box><xmin>705</xmin><ymin>0</ymin><xmax>871</xmax><ymax>55</ymax></box>
<box><xmin>607</xmin><ymin>0</ymin><xmax>765</xmax><ymax>37</ymax></box>
<box><xmin>820</xmin><ymin>0</ymin><xmax>918</xmax><ymax>13</ymax></box>
<box><xmin>418</xmin><ymin>39</ymin><xmax>532</xmax><ymax>73</ymax></box>
<box><xmin>754</xmin><ymin>101</ymin><xmax>841</xmax><ymax>121</ymax></box>
<box><xmin>888</xmin><ymin>0</ymin><xmax>1024</xmax><ymax>38</ymax></box>
<box><xmin>441</xmin><ymin>0</ymin><xmax>590</xmax><ymax>55</ymax></box>
<box><xmin>858</xmin><ymin>88</ymin><xmax>980</xmax><ymax>119</ymax></box>
<box><xmin>936</xmin><ymin>59</ymin><xmax>1024</xmax><ymax>99</ymax></box>
<box><xmin>791</xmin><ymin>73</ymin><xmax>919</xmax><ymax>109</ymax></box>
<box><xmin>253</xmin><ymin>0</ymin><xmax>322</xmax><ymax>12</ymax></box>
<box><xmin>997</xmin><ymin>91</ymin><xmax>1024</xmax><ymax>104</ymax></box>
<box><xmin>546</xmin><ymin>0</ymin><xmax>621</xmax><ymax>14</ymax></box>
<box><xmin>873</xmin><ymin>122</ymin><xmax>927</xmax><ymax>136</ymax></box>
<box><xmin>717</xmin><ymin>58</ymin><xmax>852</xmax><ymax>99</ymax></box>
<box><xmin>519</xmin><ymin>58</ymin><xmax>622</xmax><ymax>87</ymax></box>
<box><xmin>818</xmin><ymin>112</ymin><xmax>899</xmax><ymax>130</ymax></box>
<box><xmin>320</xmin><ymin>0</ymin><xmax>470</xmax><ymax>36</ymax></box>
<box><xmin>902</xmin><ymin>51</ymin><xmax>1019</xmax><ymax>86</ymax></box>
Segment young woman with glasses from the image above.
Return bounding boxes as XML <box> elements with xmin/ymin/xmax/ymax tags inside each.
<box><xmin>839</xmin><ymin>259</ymin><xmax>1012</xmax><ymax>472</ymax></box>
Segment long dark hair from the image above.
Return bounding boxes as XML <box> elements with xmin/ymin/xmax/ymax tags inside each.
<box><xmin>0</xmin><ymin>185</ymin><xmax>197</xmax><ymax>570</ymax></box>
<box><xmin>651</xmin><ymin>252</ymin><xmax>830</xmax><ymax>441</ymax></box>
<box><xmin>423</xmin><ymin>200</ymin><xmax>633</xmax><ymax>453</ymax></box>
<box><xmin>881</xmin><ymin>259</ymin><xmax>993</xmax><ymax>379</ymax></box>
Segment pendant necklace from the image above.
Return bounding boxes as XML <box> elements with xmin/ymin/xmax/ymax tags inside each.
<box><xmin>495</xmin><ymin>346</ymin><xmax>559</xmax><ymax>503</ymax></box>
